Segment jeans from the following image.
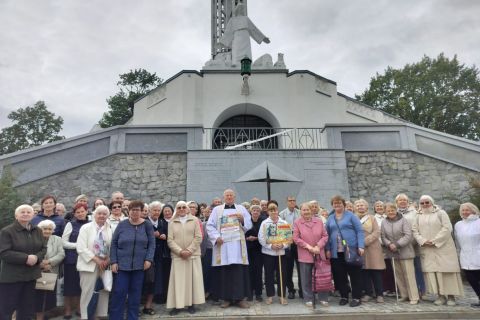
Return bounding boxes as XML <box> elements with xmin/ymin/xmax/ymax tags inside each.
<box><xmin>110</xmin><ymin>270</ymin><xmax>145</xmax><ymax>320</ymax></box>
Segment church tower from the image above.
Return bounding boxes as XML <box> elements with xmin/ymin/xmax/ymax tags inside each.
<box><xmin>211</xmin><ymin>0</ymin><xmax>247</xmax><ymax>59</ymax></box>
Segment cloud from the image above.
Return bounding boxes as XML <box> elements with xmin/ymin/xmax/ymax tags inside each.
<box><xmin>0</xmin><ymin>0</ymin><xmax>478</xmax><ymax>137</ymax></box>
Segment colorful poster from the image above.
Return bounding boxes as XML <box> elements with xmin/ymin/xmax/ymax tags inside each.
<box><xmin>265</xmin><ymin>223</ymin><xmax>293</xmax><ymax>245</ymax></box>
<box><xmin>220</xmin><ymin>213</ymin><xmax>241</xmax><ymax>242</ymax></box>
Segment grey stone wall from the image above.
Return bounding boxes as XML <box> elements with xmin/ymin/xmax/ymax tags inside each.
<box><xmin>346</xmin><ymin>151</ymin><xmax>479</xmax><ymax>211</ymax></box>
<box><xmin>17</xmin><ymin>153</ymin><xmax>187</xmax><ymax>209</ymax></box>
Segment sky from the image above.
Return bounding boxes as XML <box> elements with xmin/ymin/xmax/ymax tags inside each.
<box><xmin>0</xmin><ymin>0</ymin><xmax>479</xmax><ymax>138</ymax></box>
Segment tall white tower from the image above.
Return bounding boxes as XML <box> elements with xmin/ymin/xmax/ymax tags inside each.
<box><xmin>211</xmin><ymin>0</ymin><xmax>247</xmax><ymax>59</ymax></box>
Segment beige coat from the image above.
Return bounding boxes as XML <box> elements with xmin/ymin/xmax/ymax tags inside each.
<box><xmin>167</xmin><ymin>214</ymin><xmax>205</xmax><ymax>309</ymax></box>
<box><xmin>412</xmin><ymin>206</ymin><xmax>460</xmax><ymax>273</ymax></box>
<box><xmin>360</xmin><ymin>214</ymin><xmax>385</xmax><ymax>270</ymax></box>
<box><xmin>44</xmin><ymin>235</ymin><xmax>65</xmax><ymax>274</ymax></box>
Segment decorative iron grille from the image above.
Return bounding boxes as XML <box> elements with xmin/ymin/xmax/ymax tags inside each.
<box><xmin>203</xmin><ymin>127</ymin><xmax>324</xmax><ymax>150</ymax></box>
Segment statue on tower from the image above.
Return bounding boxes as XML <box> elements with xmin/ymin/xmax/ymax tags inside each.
<box><xmin>216</xmin><ymin>2</ymin><xmax>270</xmax><ymax>73</ymax></box>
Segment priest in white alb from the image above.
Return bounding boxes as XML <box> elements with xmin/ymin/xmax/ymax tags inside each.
<box><xmin>206</xmin><ymin>189</ymin><xmax>252</xmax><ymax>308</ymax></box>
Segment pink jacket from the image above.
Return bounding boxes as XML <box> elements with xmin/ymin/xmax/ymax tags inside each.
<box><xmin>293</xmin><ymin>217</ymin><xmax>329</xmax><ymax>263</ymax></box>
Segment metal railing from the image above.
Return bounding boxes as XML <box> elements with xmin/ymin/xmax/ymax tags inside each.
<box><xmin>202</xmin><ymin>127</ymin><xmax>324</xmax><ymax>150</ymax></box>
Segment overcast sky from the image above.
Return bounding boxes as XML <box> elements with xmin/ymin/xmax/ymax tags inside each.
<box><xmin>1</xmin><ymin>0</ymin><xmax>479</xmax><ymax>138</ymax></box>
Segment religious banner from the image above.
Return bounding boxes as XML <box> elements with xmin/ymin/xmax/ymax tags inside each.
<box><xmin>219</xmin><ymin>213</ymin><xmax>242</xmax><ymax>243</ymax></box>
<box><xmin>265</xmin><ymin>223</ymin><xmax>293</xmax><ymax>245</ymax></box>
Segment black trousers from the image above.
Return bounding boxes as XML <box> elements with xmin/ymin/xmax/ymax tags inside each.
<box><xmin>361</xmin><ymin>269</ymin><xmax>384</xmax><ymax>297</ymax></box>
<box><xmin>331</xmin><ymin>252</ymin><xmax>362</xmax><ymax>300</ymax></box>
<box><xmin>212</xmin><ymin>264</ymin><xmax>251</xmax><ymax>302</ymax></box>
<box><xmin>285</xmin><ymin>244</ymin><xmax>302</xmax><ymax>294</ymax></box>
<box><xmin>0</xmin><ymin>280</ymin><xmax>36</xmax><ymax>320</ymax></box>
<box><xmin>464</xmin><ymin>269</ymin><xmax>480</xmax><ymax>298</ymax></box>
<box><xmin>248</xmin><ymin>248</ymin><xmax>263</xmax><ymax>297</ymax></box>
<box><xmin>263</xmin><ymin>254</ymin><xmax>287</xmax><ymax>297</ymax></box>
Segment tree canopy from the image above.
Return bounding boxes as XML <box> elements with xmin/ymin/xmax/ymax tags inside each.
<box><xmin>357</xmin><ymin>53</ymin><xmax>480</xmax><ymax>140</ymax></box>
<box><xmin>99</xmin><ymin>68</ymin><xmax>163</xmax><ymax>128</ymax></box>
<box><xmin>0</xmin><ymin>101</ymin><xmax>64</xmax><ymax>155</ymax></box>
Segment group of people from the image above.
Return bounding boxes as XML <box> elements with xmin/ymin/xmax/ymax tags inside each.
<box><xmin>0</xmin><ymin>189</ymin><xmax>479</xmax><ymax>320</ymax></box>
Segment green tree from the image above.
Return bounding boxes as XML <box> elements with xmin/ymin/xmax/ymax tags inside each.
<box><xmin>0</xmin><ymin>101</ymin><xmax>64</xmax><ymax>155</ymax></box>
<box><xmin>99</xmin><ymin>68</ymin><xmax>163</xmax><ymax>128</ymax></box>
<box><xmin>0</xmin><ymin>166</ymin><xmax>22</xmax><ymax>229</ymax></box>
<box><xmin>357</xmin><ymin>54</ymin><xmax>480</xmax><ymax>140</ymax></box>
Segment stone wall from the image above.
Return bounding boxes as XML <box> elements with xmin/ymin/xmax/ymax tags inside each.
<box><xmin>17</xmin><ymin>153</ymin><xmax>187</xmax><ymax>209</ymax></box>
<box><xmin>346</xmin><ymin>151</ymin><xmax>479</xmax><ymax>211</ymax></box>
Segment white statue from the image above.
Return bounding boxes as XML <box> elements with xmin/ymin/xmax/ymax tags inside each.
<box><xmin>217</xmin><ymin>2</ymin><xmax>270</xmax><ymax>68</ymax></box>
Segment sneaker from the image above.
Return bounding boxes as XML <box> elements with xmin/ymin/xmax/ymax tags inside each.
<box><xmin>265</xmin><ymin>297</ymin><xmax>273</xmax><ymax>305</ymax></box>
<box><xmin>349</xmin><ymin>299</ymin><xmax>361</xmax><ymax>307</ymax></box>
<box><xmin>339</xmin><ymin>298</ymin><xmax>349</xmax><ymax>306</ymax></box>
<box><xmin>320</xmin><ymin>300</ymin><xmax>329</xmax><ymax>307</ymax></box>
<box><xmin>376</xmin><ymin>296</ymin><xmax>384</xmax><ymax>303</ymax></box>
<box><xmin>434</xmin><ymin>296</ymin><xmax>447</xmax><ymax>306</ymax></box>
<box><xmin>361</xmin><ymin>295</ymin><xmax>371</xmax><ymax>302</ymax></box>
<box><xmin>305</xmin><ymin>301</ymin><xmax>313</xmax><ymax>307</ymax></box>
<box><xmin>446</xmin><ymin>297</ymin><xmax>456</xmax><ymax>306</ymax></box>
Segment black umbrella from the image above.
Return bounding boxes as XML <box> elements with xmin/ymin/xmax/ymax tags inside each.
<box><xmin>87</xmin><ymin>277</ymin><xmax>104</xmax><ymax>319</ymax></box>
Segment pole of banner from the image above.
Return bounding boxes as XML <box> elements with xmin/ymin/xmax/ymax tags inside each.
<box><xmin>278</xmin><ymin>253</ymin><xmax>284</xmax><ymax>304</ymax></box>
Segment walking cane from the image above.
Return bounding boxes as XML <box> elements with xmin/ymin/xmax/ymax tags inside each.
<box><xmin>278</xmin><ymin>254</ymin><xmax>284</xmax><ymax>304</ymax></box>
<box><xmin>312</xmin><ymin>254</ymin><xmax>317</xmax><ymax>310</ymax></box>
<box><xmin>391</xmin><ymin>256</ymin><xmax>399</xmax><ymax>304</ymax></box>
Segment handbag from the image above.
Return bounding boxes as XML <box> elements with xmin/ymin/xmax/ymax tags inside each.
<box><xmin>35</xmin><ymin>272</ymin><xmax>58</xmax><ymax>291</ymax></box>
<box><xmin>312</xmin><ymin>254</ymin><xmax>334</xmax><ymax>292</ymax></box>
<box><xmin>333</xmin><ymin>216</ymin><xmax>364</xmax><ymax>267</ymax></box>
<box><xmin>102</xmin><ymin>269</ymin><xmax>113</xmax><ymax>292</ymax></box>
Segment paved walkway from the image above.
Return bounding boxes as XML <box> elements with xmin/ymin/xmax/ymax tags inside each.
<box><xmin>48</xmin><ymin>283</ymin><xmax>480</xmax><ymax>319</ymax></box>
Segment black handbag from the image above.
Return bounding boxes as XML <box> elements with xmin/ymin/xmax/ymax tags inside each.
<box><xmin>333</xmin><ymin>216</ymin><xmax>364</xmax><ymax>267</ymax></box>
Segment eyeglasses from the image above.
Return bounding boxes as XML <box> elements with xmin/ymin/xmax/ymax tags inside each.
<box><xmin>420</xmin><ymin>201</ymin><xmax>430</xmax><ymax>205</ymax></box>
<box><xmin>177</xmin><ymin>206</ymin><xmax>187</xmax><ymax>210</ymax></box>
<box><xmin>112</xmin><ymin>206</ymin><xmax>121</xmax><ymax>209</ymax></box>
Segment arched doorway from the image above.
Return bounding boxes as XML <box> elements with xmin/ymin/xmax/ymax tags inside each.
<box><xmin>212</xmin><ymin>114</ymin><xmax>278</xmax><ymax>149</ymax></box>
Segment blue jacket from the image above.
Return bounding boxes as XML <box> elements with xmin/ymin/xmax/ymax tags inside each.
<box><xmin>31</xmin><ymin>212</ymin><xmax>65</xmax><ymax>237</ymax></box>
<box><xmin>326</xmin><ymin>210</ymin><xmax>365</xmax><ymax>258</ymax></box>
<box><xmin>110</xmin><ymin>219</ymin><xmax>155</xmax><ymax>271</ymax></box>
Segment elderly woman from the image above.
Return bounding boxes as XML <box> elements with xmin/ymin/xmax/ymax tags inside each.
<box><xmin>413</xmin><ymin>195</ymin><xmax>464</xmax><ymax>306</ymax></box>
<box><xmin>76</xmin><ymin>205</ymin><xmax>112</xmax><ymax>319</ymax></box>
<box><xmin>110</xmin><ymin>200</ymin><xmax>155</xmax><ymax>320</ymax></box>
<box><xmin>258</xmin><ymin>202</ymin><xmax>290</xmax><ymax>305</ymax></box>
<box><xmin>65</xmin><ymin>194</ymin><xmax>90</xmax><ymax>222</ymax></box>
<box><xmin>374</xmin><ymin>200</ymin><xmax>395</xmax><ymax>296</ymax></box>
<box><xmin>245</xmin><ymin>204</ymin><xmax>265</xmax><ymax>302</ymax></box>
<box><xmin>56</xmin><ymin>203</ymin><xmax>66</xmax><ymax>217</ymax></box>
<box><xmin>293</xmin><ymin>202</ymin><xmax>329</xmax><ymax>307</ymax></box>
<box><xmin>0</xmin><ymin>205</ymin><xmax>47</xmax><ymax>319</ymax></box>
<box><xmin>143</xmin><ymin>201</ymin><xmax>164</xmax><ymax>315</ymax></box>
<box><xmin>201</xmin><ymin>205</ymin><xmax>214</xmax><ymax>301</ymax></box>
<box><xmin>62</xmin><ymin>203</ymin><xmax>90</xmax><ymax>319</ymax></box>
<box><xmin>325</xmin><ymin>195</ymin><xmax>364</xmax><ymax>307</ymax></box>
<box><xmin>108</xmin><ymin>200</ymin><xmax>126</xmax><ymax>234</ymax></box>
<box><xmin>35</xmin><ymin>220</ymin><xmax>65</xmax><ymax>320</ymax></box>
<box><xmin>354</xmin><ymin>199</ymin><xmax>385</xmax><ymax>303</ymax></box>
<box><xmin>381</xmin><ymin>203</ymin><xmax>419</xmax><ymax>304</ymax></box>
<box><xmin>454</xmin><ymin>202</ymin><xmax>480</xmax><ymax>307</ymax></box>
<box><xmin>155</xmin><ymin>204</ymin><xmax>174</xmax><ymax>304</ymax></box>
<box><xmin>167</xmin><ymin>202</ymin><xmax>205</xmax><ymax>315</ymax></box>
<box><xmin>32</xmin><ymin>195</ymin><xmax>65</xmax><ymax>237</ymax></box>
<box><xmin>93</xmin><ymin>198</ymin><xmax>106</xmax><ymax>209</ymax></box>
<box><xmin>395</xmin><ymin>193</ymin><xmax>425</xmax><ymax>297</ymax></box>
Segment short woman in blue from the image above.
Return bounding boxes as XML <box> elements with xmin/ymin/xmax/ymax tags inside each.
<box><xmin>110</xmin><ymin>200</ymin><xmax>155</xmax><ymax>320</ymax></box>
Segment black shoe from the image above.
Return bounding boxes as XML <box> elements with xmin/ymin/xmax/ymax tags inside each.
<box><xmin>299</xmin><ymin>292</ymin><xmax>304</xmax><ymax>299</ymax></box>
<box><xmin>350</xmin><ymin>299</ymin><xmax>361</xmax><ymax>307</ymax></box>
<box><xmin>471</xmin><ymin>302</ymin><xmax>480</xmax><ymax>307</ymax></box>
<box><xmin>187</xmin><ymin>306</ymin><xmax>196</xmax><ymax>314</ymax></box>
<box><xmin>169</xmin><ymin>309</ymin><xmax>180</xmax><ymax>316</ymax></box>
<box><xmin>210</xmin><ymin>299</ymin><xmax>221</xmax><ymax>305</ymax></box>
<box><xmin>256</xmin><ymin>295</ymin><xmax>263</xmax><ymax>302</ymax></box>
<box><xmin>288</xmin><ymin>292</ymin><xmax>295</xmax><ymax>299</ymax></box>
<box><xmin>247</xmin><ymin>296</ymin><xmax>253</xmax><ymax>301</ymax></box>
<box><xmin>339</xmin><ymin>298</ymin><xmax>349</xmax><ymax>306</ymax></box>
